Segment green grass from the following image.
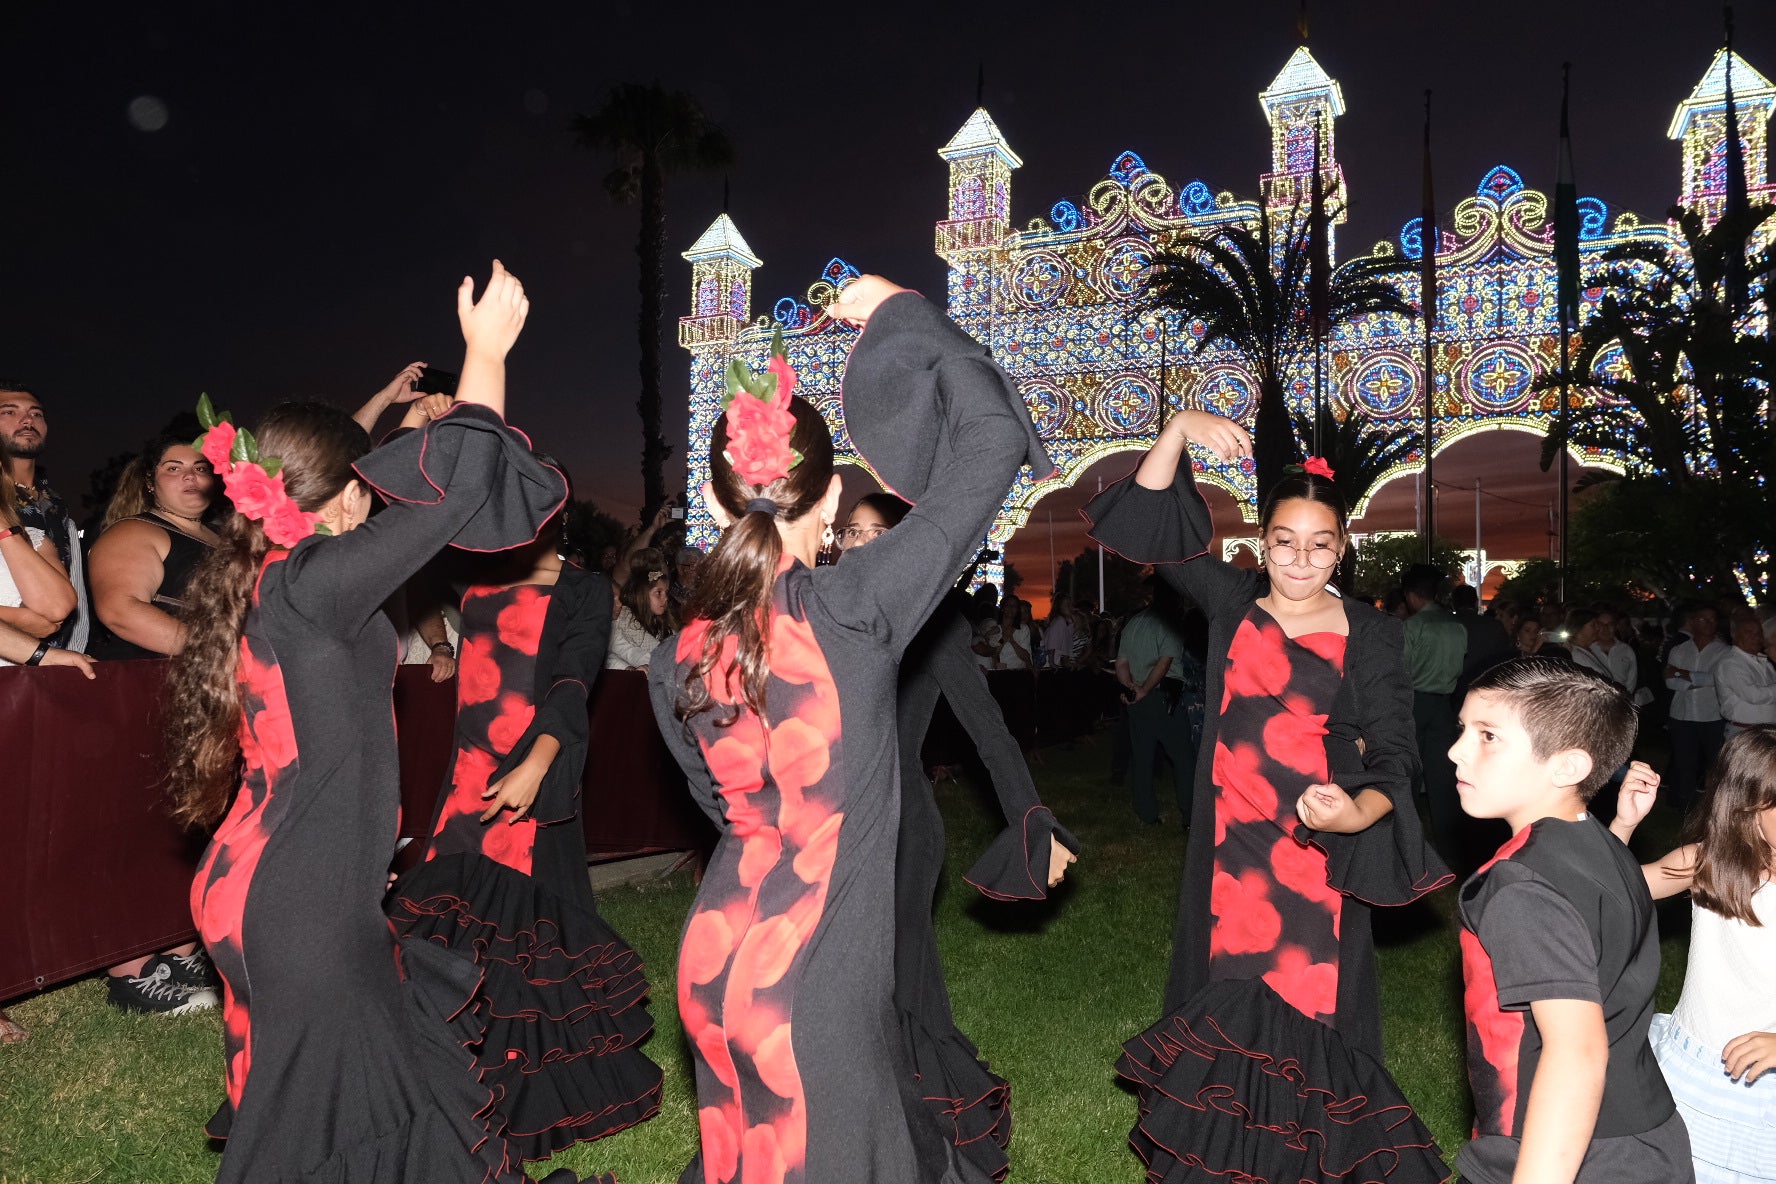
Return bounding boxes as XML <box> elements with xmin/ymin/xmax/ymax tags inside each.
<box><xmin>0</xmin><ymin>740</ymin><xmax>1690</xmax><ymax>1183</ymax></box>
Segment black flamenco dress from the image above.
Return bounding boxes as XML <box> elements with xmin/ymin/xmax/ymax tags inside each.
<box><xmin>894</xmin><ymin>595</ymin><xmax>1079</xmax><ymax>1180</ymax></box>
<box><xmin>389</xmin><ymin>563</ymin><xmax>664</xmax><ymax>1163</ymax></box>
<box><xmin>646</xmin><ymin>292</ymin><xmax>1051</xmax><ymax>1184</ymax></box>
<box><xmin>190</xmin><ymin>405</ymin><xmax>586</xmax><ymax>1184</ymax></box>
<box><xmin>1084</xmin><ymin>463</ymin><xmax>1453</xmax><ymax>1184</ymax></box>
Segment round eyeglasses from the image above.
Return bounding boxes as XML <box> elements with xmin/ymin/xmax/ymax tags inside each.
<box><xmin>1265</xmin><ymin>542</ymin><xmax>1340</xmax><ymax>569</ymax></box>
<box><xmin>837</xmin><ymin>524</ymin><xmax>889</xmax><ymax>548</ymax></box>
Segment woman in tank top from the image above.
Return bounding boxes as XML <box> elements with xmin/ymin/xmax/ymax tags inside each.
<box><xmin>89</xmin><ymin>433</ymin><xmax>220</xmax><ymax>660</ymax></box>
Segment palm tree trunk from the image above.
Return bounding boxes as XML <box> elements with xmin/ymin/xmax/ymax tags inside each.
<box><xmin>636</xmin><ymin>151</ymin><xmax>671</xmax><ymax>523</ymax></box>
<box><xmin>1253</xmin><ymin>376</ymin><xmax>1296</xmax><ymax>504</ymax></box>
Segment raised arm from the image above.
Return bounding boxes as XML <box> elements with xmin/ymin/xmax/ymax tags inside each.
<box><xmin>1082</xmin><ymin>410</ymin><xmax>1261</xmax><ymax>618</ymax></box>
<box><xmin>814</xmin><ymin>287</ymin><xmax>1044</xmax><ymax>653</ymax></box>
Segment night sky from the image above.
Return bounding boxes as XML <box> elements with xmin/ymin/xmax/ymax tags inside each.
<box><xmin>6</xmin><ymin>1</ymin><xmax>1770</xmax><ymax>591</ymax></box>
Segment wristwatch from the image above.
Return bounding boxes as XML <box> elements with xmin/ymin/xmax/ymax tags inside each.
<box><xmin>26</xmin><ymin>641</ymin><xmax>51</xmax><ymax>666</ymax></box>
<box><xmin>430</xmin><ymin>641</ymin><xmax>455</xmax><ymax>659</ymax></box>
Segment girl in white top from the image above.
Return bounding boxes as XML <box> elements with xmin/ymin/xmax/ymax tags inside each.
<box><xmin>1615</xmin><ymin>726</ymin><xmax>1776</xmax><ymax>1184</ymax></box>
<box><xmin>606</xmin><ymin>567</ymin><xmax>675</xmax><ymax>671</ymax></box>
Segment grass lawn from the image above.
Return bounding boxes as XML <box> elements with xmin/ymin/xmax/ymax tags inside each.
<box><xmin>0</xmin><ymin>740</ymin><xmax>1689</xmax><ymax>1184</ymax></box>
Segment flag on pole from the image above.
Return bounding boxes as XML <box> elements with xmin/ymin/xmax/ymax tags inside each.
<box><xmin>1421</xmin><ymin>95</ymin><xmax>1437</xmax><ymax>331</ymax></box>
<box><xmin>1553</xmin><ymin>64</ymin><xmax>1582</xmax><ymax>335</ymax></box>
<box><xmin>1309</xmin><ymin>113</ymin><xmax>1330</xmax><ymax>341</ymax></box>
<box><xmin>1723</xmin><ymin>17</ymin><xmax>1752</xmax><ymax>317</ymax></box>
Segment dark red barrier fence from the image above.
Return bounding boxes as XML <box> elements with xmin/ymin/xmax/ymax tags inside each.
<box><xmin>3</xmin><ymin>662</ymin><xmax>713</xmax><ymax>1003</ymax></box>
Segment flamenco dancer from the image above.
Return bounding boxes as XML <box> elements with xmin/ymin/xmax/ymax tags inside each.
<box><xmin>1084</xmin><ymin>408</ymin><xmax>1453</xmax><ymax>1183</ymax></box>
<box><xmin>169</xmin><ymin>263</ymin><xmax>586</xmax><ymax>1183</ymax></box>
<box><xmin>647</xmin><ymin>276</ymin><xmax>1049</xmax><ymax>1184</ymax></box>
<box><xmin>388</xmin><ymin>466</ymin><xmax>664</xmax><ymax>1161</ymax></box>
<box><xmin>838</xmin><ymin>491</ymin><xmax>1077</xmax><ymax>1180</ymax></box>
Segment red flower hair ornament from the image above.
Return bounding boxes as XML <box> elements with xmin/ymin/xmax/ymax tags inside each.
<box><xmin>192</xmin><ymin>394</ymin><xmax>326</xmax><ymax>547</ymax></box>
<box><xmin>1285</xmin><ymin>456</ymin><xmax>1337</xmax><ymax>480</ymax></box>
<box><xmin>720</xmin><ymin>329</ymin><xmax>803</xmax><ymax>487</ymax></box>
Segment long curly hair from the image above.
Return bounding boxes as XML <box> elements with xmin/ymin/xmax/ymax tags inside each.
<box><xmin>164</xmin><ymin>403</ymin><xmax>370</xmax><ymax>827</ymax></box>
<box><xmin>102</xmin><ymin>433</ymin><xmax>219</xmax><ymax>530</ymax></box>
<box><xmin>678</xmin><ymin>397</ymin><xmax>833</xmax><ymax>723</ymax></box>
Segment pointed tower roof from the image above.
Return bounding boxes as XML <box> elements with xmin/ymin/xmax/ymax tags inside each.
<box><xmin>939</xmin><ymin>108</ymin><xmax>1023</xmax><ymax>169</ymax></box>
<box><xmin>682</xmin><ymin>213</ymin><xmax>761</xmax><ymax>267</ymax></box>
<box><xmin>1669</xmin><ymin>48</ymin><xmax>1776</xmax><ymax>139</ymax></box>
<box><xmin>1260</xmin><ymin>46</ymin><xmax>1346</xmax><ymax>121</ymax></box>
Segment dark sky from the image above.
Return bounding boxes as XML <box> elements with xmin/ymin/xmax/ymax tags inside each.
<box><xmin>6</xmin><ymin>0</ymin><xmax>1770</xmax><ymax>567</ymax></box>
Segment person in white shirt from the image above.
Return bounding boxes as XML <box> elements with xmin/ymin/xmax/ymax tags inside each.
<box><xmin>997</xmin><ymin>598</ymin><xmax>1034</xmax><ymax>671</ymax></box>
<box><xmin>1585</xmin><ymin>607</ymin><xmax>1648</xmax><ymax>705</ymax></box>
<box><xmin>1042</xmin><ymin>595</ymin><xmax>1078</xmax><ymax>670</ymax></box>
<box><xmin>1666</xmin><ymin>604</ymin><xmax>1732</xmax><ymax>812</ymax></box>
<box><xmin>1716</xmin><ymin>612</ymin><xmax>1776</xmax><ymax>738</ymax></box>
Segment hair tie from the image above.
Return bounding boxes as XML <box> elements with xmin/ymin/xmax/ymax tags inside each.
<box><xmin>744</xmin><ymin>497</ymin><xmax>779</xmax><ymax>517</ymax></box>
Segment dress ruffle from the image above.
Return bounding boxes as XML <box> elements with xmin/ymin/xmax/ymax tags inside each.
<box><xmin>1117</xmin><ymin>979</ymin><xmax>1449</xmax><ymax>1184</ymax></box>
<box><xmin>963</xmin><ymin>807</ymin><xmax>1079</xmax><ymax>903</ymax></box>
<box><xmin>390</xmin><ymin>852</ymin><xmax>663</xmax><ymax>1161</ymax></box>
<box><xmin>353</xmin><ymin>404</ymin><xmax>567</xmax><ymax>554</ymax></box>
<box><xmin>900</xmin><ymin>1006</ymin><xmax>1012</xmax><ymax>1180</ymax></box>
<box><xmin>206</xmin><ymin>936</ymin><xmax>605</xmax><ymax>1183</ymax></box>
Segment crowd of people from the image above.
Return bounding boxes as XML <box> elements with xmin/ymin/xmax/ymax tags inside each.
<box><xmin>2</xmin><ymin>269</ymin><xmax>1772</xmax><ymax>1184</ymax></box>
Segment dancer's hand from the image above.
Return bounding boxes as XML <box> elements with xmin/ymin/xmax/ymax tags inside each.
<box><xmin>1296</xmin><ymin>782</ymin><xmax>1370</xmax><ymax>834</ymax></box>
<box><xmin>458</xmin><ymin>260</ymin><xmax>530</xmax><ymax>360</ymax></box>
<box><xmin>1609</xmin><ymin>761</ymin><xmax>1660</xmax><ymax>844</ymax></box>
<box><xmin>481</xmin><ymin>761</ymin><xmax>542</xmax><ymax>823</ymax></box>
<box><xmin>379</xmin><ymin>362</ymin><xmax>429</xmax><ymax>404</ymax></box>
<box><xmin>1047</xmin><ymin>835</ymin><xmax>1077</xmax><ymax>888</ymax></box>
<box><xmin>826</xmin><ymin>275</ymin><xmax>906</xmax><ymax>329</ymax></box>
<box><xmin>1169</xmin><ymin>410</ymin><xmax>1252</xmax><ymax>463</ymax></box>
<box><xmin>41</xmin><ymin>647</ymin><xmax>97</xmax><ymax>678</ymax></box>
<box><xmin>1724</xmin><ymin>1031</ymin><xmax>1776</xmax><ymax>1083</ymax></box>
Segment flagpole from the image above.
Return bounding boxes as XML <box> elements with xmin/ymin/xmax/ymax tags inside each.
<box><xmin>1422</xmin><ymin>90</ymin><xmax>1436</xmax><ymax>563</ymax></box>
<box><xmin>1311</xmin><ymin>111</ymin><xmax>1327</xmax><ymax>459</ymax></box>
<box><xmin>1556</xmin><ymin>62</ymin><xmax>1576</xmax><ymax>605</ymax></box>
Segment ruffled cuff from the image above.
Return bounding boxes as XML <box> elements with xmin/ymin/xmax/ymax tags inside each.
<box><xmin>963</xmin><ymin>806</ymin><xmax>1079</xmax><ymax>902</ymax></box>
<box><xmin>353</xmin><ymin>403</ymin><xmax>566</xmax><ymax>552</ymax></box>
<box><xmin>1080</xmin><ymin>461</ymin><xmax>1214</xmax><ymax>566</ymax></box>
<box><xmin>1306</xmin><ymin>773</ymin><xmax>1453</xmax><ymax>906</ymax></box>
<box><xmin>841</xmin><ymin>292</ymin><xmax>1053</xmax><ymax>500</ymax></box>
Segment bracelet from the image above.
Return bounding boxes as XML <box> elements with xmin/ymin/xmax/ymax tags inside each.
<box><xmin>0</xmin><ymin>527</ymin><xmax>14</xmax><ymax>543</ymax></box>
<box><xmin>429</xmin><ymin>641</ymin><xmax>454</xmax><ymax>657</ymax></box>
<box><xmin>25</xmin><ymin>641</ymin><xmax>51</xmax><ymax>666</ymax></box>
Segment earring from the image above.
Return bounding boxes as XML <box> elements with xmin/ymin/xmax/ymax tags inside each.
<box><xmin>822</xmin><ymin>523</ymin><xmax>835</xmax><ymax>549</ymax></box>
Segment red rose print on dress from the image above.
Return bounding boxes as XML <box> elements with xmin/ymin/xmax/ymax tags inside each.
<box><xmin>1223</xmin><ymin>618</ymin><xmax>1294</xmax><ymax>699</ymax></box>
<box><xmin>1210</xmin><ymin>868</ymin><xmax>1283</xmax><ymax>956</ymax></box>
<box><xmin>457</xmin><ymin>636</ymin><xmax>503</xmax><ymax>705</ymax></box>
<box><xmin>1263</xmin><ymin>944</ymin><xmax>1339</xmax><ymax>1019</ymax></box>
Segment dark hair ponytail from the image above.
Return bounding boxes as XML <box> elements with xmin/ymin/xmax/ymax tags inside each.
<box><xmin>680</xmin><ymin>397</ymin><xmax>834</xmax><ymax>723</ymax></box>
<box><xmin>165</xmin><ymin>402</ymin><xmax>369</xmax><ymax>826</ymax></box>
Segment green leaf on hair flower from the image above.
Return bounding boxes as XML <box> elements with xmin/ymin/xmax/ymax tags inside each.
<box><xmin>725</xmin><ymin>357</ymin><xmax>752</xmax><ymax>397</ymax></box>
<box><xmin>196</xmin><ymin>394</ymin><xmax>217</xmax><ymax>430</ymax></box>
<box><xmin>790</xmin><ymin>447</ymin><xmax>804</xmax><ymax>469</ymax></box>
<box><xmin>312</xmin><ymin>522</ymin><xmax>333</xmax><ymax>536</ymax></box>
<box><xmin>259</xmin><ymin>457</ymin><xmax>281</xmax><ymax>478</ymax></box>
<box><xmin>232</xmin><ymin>427</ymin><xmax>257</xmax><ymax>464</ymax></box>
<box><xmin>769</xmin><ymin>326</ymin><xmax>786</xmax><ymax>360</ymax></box>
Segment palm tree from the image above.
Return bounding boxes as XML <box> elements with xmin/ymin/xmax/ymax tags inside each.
<box><xmin>1290</xmin><ymin>402</ymin><xmax>1419</xmax><ymax>514</ymax></box>
<box><xmin>1142</xmin><ymin>205</ymin><xmax>1416</xmax><ymax>500</ymax></box>
<box><xmin>573</xmin><ymin>85</ymin><xmax>736</xmax><ymax>522</ymax></box>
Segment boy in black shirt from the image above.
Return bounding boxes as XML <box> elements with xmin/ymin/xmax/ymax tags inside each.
<box><xmin>1451</xmin><ymin>656</ymin><xmax>1692</xmax><ymax>1183</ymax></box>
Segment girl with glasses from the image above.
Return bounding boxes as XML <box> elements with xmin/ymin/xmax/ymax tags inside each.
<box><xmin>1083</xmin><ymin>407</ymin><xmax>1452</xmax><ymax>1184</ymax></box>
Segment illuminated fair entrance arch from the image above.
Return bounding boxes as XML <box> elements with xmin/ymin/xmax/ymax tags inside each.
<box><xmin>677</xmin><ymin>48</ymin><xmax>1766</xmax><ymax>567</ymax></box>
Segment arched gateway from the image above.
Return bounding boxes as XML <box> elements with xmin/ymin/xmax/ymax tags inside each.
<box><xmin>678</xmin><ymin>47</ymin><xmax>1775</xmax><ymax>574</ymax></box>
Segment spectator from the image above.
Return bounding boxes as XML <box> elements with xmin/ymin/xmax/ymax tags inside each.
<box><xmin>1514</xmin><ymin>616</ymin><xmax>1570</xmax><ymax>661</ymax></box>
<box><xmin>998</xmin><ymin>597</ymin><xmax>1034</xmax><ymax>670</ymax></box>
<box><xmin>606</xmin><ymin>566</ymin><xmax>674</xmax><ymax>671</ymax></box>
<box><xmin>1043</xmin><ymin>594</ymin><xmax>1079</xmax><ymax>669</ymax></box>
<box><xmin>1715</xmin><ymin>610</ymin><xmax>1776</xmax><ymax>738</ymax></box>
<box><xmin>0</xmin><ymin>436</ymin><xmax>79</xmax><ymax>647</ymax></box>
<box><xmin>972</xmin><ymin>613</ymin><xmax>1003</xmax><ymax>670</ymax></box>
<box><xmin>1116</xmin><ymin>578</ymin><xmax>1197</xmax><ymax>826</ymax></box>
<box><xmin>87</xmin><ymin>433</ymin><xmax>220</xmax><ymax>659</ymax></box>
<box><xmin>1452</xmin><ymin>583</ymin><xmax>1515</xmax><ymax>700</ymax></box>
<box><xmin>1402</xmin><ymin>564</ymin><xmax>1468</xmax><ymax>863</ymax></box>
<box><xmin>0</xmin><ymin>384</ymin><xmax>88</xmax><ymax>649</ymax></box>
<box><xmin>1584</xmin><ymin>606</ymin><xmax>1648</xmax><ymax>706</ymax></box>
<box><xmin>671</xmin><ymin>543</ymin><xmax>703</xmax><ymax>611</ymax></box>
<box><xmin>614</xmin><ymin>501</ymin><xmax>675</xmax><ymax>585</ymax></box>
<box><xmin>1666</xmin><ymin>603</ymin><xmax>1731</xmax><ymax>813</ymax></box>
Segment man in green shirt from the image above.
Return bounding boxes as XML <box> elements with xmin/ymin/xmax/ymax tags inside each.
<box><xmin>1402</xmin><ymin>563</ymin><xmax>1469</xmax><ymax>865</ymax></box>
<box><xmin>1117</xmin><ymin>581</ymin><xmax>1198</xmax><ymax>826</ymax></box>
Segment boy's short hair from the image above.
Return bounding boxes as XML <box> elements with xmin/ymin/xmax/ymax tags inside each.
<box><xmin>1468</xmin><ymin>656</ymin><xmax>1636</xmax><ymax>799</ymax></box>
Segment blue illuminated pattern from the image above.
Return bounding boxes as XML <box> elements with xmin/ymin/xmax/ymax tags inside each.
<box><xmin>1352</xmin><ymin>354</ymin><xmax>1419</xmax><ymax>418</ymax></box>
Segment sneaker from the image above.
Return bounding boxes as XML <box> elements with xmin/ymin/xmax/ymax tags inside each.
<box><xmin>163</xmin><ymin>948</ymin><xmax>222</xmax><ymax>993</ymax></box>
<box><xmin>107</xmin><ymin>959</ymin><xmax>220</xmax><ymax>1015</ymax></box>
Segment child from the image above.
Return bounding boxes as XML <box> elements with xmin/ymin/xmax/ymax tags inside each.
<box><xmin>1451</xmin><ymin>656</ymin><xmax>1693</xmax><ymax>1183</ymax></box>
<box><xmin>1615</xmin><ymin>725</ymin><xmax>1776</xmax><ymax>1183</ymax></box>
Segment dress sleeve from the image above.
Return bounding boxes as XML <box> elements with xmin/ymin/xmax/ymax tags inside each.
<box><xmin>919</xmin><ymin>612</ymin><xmax>1079</xmax><ymax>900</ymax></box>
<box><xmin>276</xmin><ymin>404</ymin><xmax>566</xmax><ymax>636</ymax></box>
<box><xmin>646</xmin><ymin>635</ymin><xmax>725</xmax><ymax>828</ymax></box>
<box><xmin>1311</xmin><ymin>608</ymin><xmax>1454</xmax><ymax>905</ymax></box>
<box><xmin>509</xmin><ymin>572</ymin><xmax>612</xmax><ymax>826</ymax></box>
<box><xmin>811</xmin><ymin>294</ymin><xmax>1043</xmax><ymax>656</ymax></box>
<box><xmin>1081</xmin><ymin>457</ymin><xmax>1259</xmax><ymax>619</ymax></box>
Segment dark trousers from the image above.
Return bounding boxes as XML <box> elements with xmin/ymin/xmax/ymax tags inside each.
<box><xmin>1414</xmin><ymin>690</ymin><xmax>1463</xmax><ymax>862</ymax></box>
<box><xmin>1128</xmin><ymin>686</ymin><xmax>1195</xmax><ymax>824</ymax></box>
<box><xmin>1666</xmin><ymin>717</ymin><xmax>1725</xmax><ymax>816</ymax></box>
